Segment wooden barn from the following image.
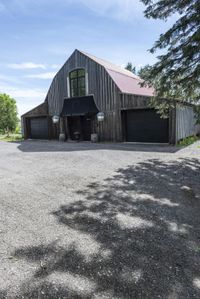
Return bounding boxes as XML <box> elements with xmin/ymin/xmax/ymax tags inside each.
<box><xmin>22</xmin><ymin>49</ymin><xmax>199</xmax><ymax>144</ymax></box>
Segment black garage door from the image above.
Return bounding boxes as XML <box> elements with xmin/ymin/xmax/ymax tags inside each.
<box><xmin>30</xmin><ymin>117</ymin><xmax>48</xmax><ymax>139</ymax></box>
<box><xmin>124</xmin><ymin>109</ymin><xmax>169</xmax><ymax>143</ymax></box>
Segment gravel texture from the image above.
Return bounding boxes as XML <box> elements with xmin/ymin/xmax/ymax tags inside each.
<box><xmin>0</xmin><ymin>140</ymin><xmax>200</xmax><ymax>299</ymax></box>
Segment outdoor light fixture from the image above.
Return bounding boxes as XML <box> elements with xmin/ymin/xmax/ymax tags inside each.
<box><xmin>52</xmin><ymin>115</ymin><xmax>60</xmax><ymax>124</ymax></box>
<box><xmin>97</xmin><ymin>112</ymin><xmax>105</xmax><ymax>122</ymax></box>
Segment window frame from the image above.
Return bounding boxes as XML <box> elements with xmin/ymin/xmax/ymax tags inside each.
<box><xmin>69</xmin><ymin>68</ymin><xmax>86</xmax><ymax>97</ymax></box>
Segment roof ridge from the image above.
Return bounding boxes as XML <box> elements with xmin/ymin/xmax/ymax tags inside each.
<box><xmin>78</xmin><ymin>49</ymin><xmax>140</xmax><ymax>80</ymax></box>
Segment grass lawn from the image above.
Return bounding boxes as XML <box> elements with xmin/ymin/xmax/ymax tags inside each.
<box><xmin>0</xmin><ymin>134</ymin><xmax>23</xmax><ymax>142</ymax></box>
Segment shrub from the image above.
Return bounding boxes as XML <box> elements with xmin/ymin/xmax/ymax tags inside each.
<box><xmin>178</xmin><ymin>135</ymin><xmax>199</xmax><ymax>147</ymax></box>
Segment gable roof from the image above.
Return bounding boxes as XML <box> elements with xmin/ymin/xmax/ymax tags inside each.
<box><xmin>79</xmin><ymin>50</ymin><xmax>154</xmax><ymax>97</ymax></box>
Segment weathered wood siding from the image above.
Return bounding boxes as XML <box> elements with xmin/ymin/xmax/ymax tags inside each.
<box><xmin>120</xmin><ymin>94</ymin><xmax>151</xmax><ymax>109</ymax></box>
<box><xmin>47</xmin><ymin>50</ymin><xmax>122</xmax><ymax>141</ymax></box>
<box><xmin>169</xmin><ymin>108</ymin><xmax>176</xmax><ymax>144</ymax></box>
<box><xmin>176</xmin><ymin>106</ymin><xmax>200</xmax><ymax>143</ymax></box>
<box><xmin>22</xmin><ymin>102</ymin><xmax>48</xmax><ymax>118</ymax></box>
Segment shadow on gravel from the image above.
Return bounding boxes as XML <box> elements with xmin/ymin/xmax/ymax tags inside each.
<box><xmin>14</xmin><ymin>140</ymin><xmax>181</xmax><ymax>154</ymax></box>
<box><xmin>12</xmin><ymin>158</ymin><xmax>200</xmax><ymax>298</ymax></box>
<box><xmin>13</xmin><ymin>282</ymin><xmax>85</xmax><ymax>299</ymax></box>
<box><xmin>0</xmin><ymin>290</ymin><xmax>7</xmax><ymax>299</ymax></box>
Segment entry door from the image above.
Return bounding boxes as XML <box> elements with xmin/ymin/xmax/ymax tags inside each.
<box><xmin>124</xmin><ymin>109</ymin><xmax>169</xmax><ymax>143</ymax></box>
<box><xmin>81</xmin><ymin>116</ymin><xmax>92</xmax><ymax>141</ymax></box>
<box><xmin>68</xmin><ymin>116</ymin><xmax>81</xmax><ymax>140</ymax></box>
<box><xmin>67</xmin><ymin>116</ymin><xmax>92</xmax><ymax>141</ymax></box>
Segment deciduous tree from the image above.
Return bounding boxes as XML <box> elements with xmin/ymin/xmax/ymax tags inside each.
<box><xmin>0</xmin><ymin>94</ymin><xmax>18</xmax><ymax>134</ymax></box>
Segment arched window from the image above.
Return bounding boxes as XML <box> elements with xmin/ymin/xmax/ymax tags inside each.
<box><xmin>69</xmin><ymin>69</ymin><xmax>86</xmax><ymax>97</ymax></box>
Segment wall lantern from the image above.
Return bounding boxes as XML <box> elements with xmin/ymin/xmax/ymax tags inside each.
<box><xmin>52</xmin><ymin>115</ymin><xmax>60</xmax><ymax>124</ymax></box>
<box><xmin>97</xmin><ymin>112</ymin><xmax>105</xmax><ymax>122</ymax></box>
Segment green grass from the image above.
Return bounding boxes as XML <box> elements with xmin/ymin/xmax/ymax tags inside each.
<box><xmin>178</xmin><ymin>135</ymin><xmax>199</xmax><ymax>147</ymax></box>
<box><xmin>0</xmin><ymin>134</ymin><xmax>23</xmax><ymax>142</ymax></box>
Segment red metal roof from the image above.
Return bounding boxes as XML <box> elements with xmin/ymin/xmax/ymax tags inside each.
<box><xmin>106</xmin><ymin>69</ymin><xmax>154</xmax><ymax>96</ymax></box>
<box><xmin>80</xmin><ymin>50</ymin><xmax>154</xmax><ymax>97</ymax></box>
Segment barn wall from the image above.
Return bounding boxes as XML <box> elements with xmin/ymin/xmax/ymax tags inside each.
<box><xmin>94</xmin><ymin>110</ymin><xmax>122</xmax><ymax>142</ymax></box>
<box><xmin>176</xmin><ymin>106</ymin><xmax>200</xmax><ymax>143</ymax></box>
<box><xmin>47</xmin><ymin>49</ymin><xmax>122</xmax><ymax>141</ymax></box>
<box><xmin>47</xmin><ymin>50</ymin><xmax>120</xmax><ymax>114</ymax></box>
<box><xmin>120</xmin><ymin>93</ymin><xmax>151</xmax><ymax>109</ymax></box>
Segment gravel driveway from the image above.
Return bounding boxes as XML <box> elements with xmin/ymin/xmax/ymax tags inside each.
<box><xmin>0</xmin><ymin>140</ymin><xmax>200</xmax><ymax>299</ymax></box>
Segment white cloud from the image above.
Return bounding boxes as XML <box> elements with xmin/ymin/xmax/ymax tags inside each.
<box><xmin>25</xmin><ymin>72</ymin><xmax>56</xmax><ymax>79</ymax></box>
<box><xmin>0</xmin><ymin>81</ymin><xmax>46</xmax><ymax>116</ymax></box>
<box><xmin>51</xmin><ymin>64</ymin><xmax>61</xmax><ymax>69</ymax></box>
<box><xmin>0</xmin><ymin>82</ymin><xmax>45</xmax><ymax>99</ymax></box>
<box><xmin>7</xmin><ymin>62</ymin><xmax>46</xmax><ymax>70</ymax></box>
<box><xmin>79</xmin><ymin>0</ymin><xmax>145</xmax><ymax>21</ymax></box>
<box><xmin>0</xmin><ymin>74</ymin><xmax>22</xmax><ymax>84</ymax></box>
<box><xmin>1</xmin><ymin>0</ymin><xmax>145</xmax><ymax>21</ymax></box>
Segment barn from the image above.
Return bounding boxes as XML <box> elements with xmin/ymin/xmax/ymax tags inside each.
<box><xmin>22</xmin><ymin>49</ymin><xmax>199</xmax><ymax>144</ymax></box>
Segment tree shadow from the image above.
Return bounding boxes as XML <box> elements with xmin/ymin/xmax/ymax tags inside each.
<box><xmin>0</xmin><ymin>290</ymin><xmax>7</xmax><ymax>299</ymax></box>
<box><xmin>13</xmin><ymin>282</ymin><xmax>90</xmax><ymax>299</ymax></box>
<box><xmin>12</xmin><ymin>158</ymin><xmax>200</xmax><ymax>298</ymax></box>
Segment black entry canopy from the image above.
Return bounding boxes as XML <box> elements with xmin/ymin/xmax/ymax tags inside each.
<box><xmin>61</xmin><ymin>95</ymin><xmax>99</xmax><ymax>116</ymax></box>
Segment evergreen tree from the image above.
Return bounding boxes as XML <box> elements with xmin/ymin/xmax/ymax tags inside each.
<box><xmin>125</xmin><ymin>62</ymin><xmax>136</xmax><ymax>74</ymax></box>
<box><xmin>140</xmin><ymin>0</ymin><xmax>200</xmax><ymax>105</ymax></box>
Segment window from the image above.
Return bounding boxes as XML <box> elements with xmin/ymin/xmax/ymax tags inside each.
<box><xmin>69</xmin><ymin>69</ymin><xmax>86</xmax><ymax>97</ymax></box>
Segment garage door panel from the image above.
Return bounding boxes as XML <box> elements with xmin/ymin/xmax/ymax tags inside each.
<box><xmin>125</xmin><ymin>109</ymin><xmax>169</xmax><ymax>143</ymax></box>
<box><xmin>30</xmin><ymin>117</ymin><xmax>48</xmax><ymax>139</ymax></box>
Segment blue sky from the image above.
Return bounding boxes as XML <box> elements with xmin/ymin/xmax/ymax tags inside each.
<box><xmin>0</xmin><ymin>0</ymin><xmax>175</xmax><ymax>116</ymax></box>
